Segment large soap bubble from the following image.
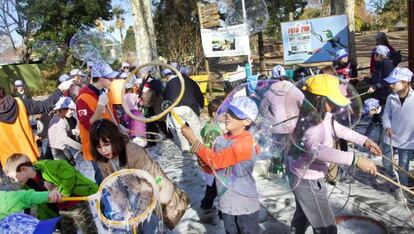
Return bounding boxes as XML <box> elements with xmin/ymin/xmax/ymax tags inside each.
<box><xmin>70</xmin><ymin>29</ymin><xmax>122</xmax><ymax>64</ymax></box>
<box><xmin>333</xmin><ymin>79</ymin><xmax>362</xmax><ymax>128</ymax></box>
<box><xmin>32</xmin><ymin>40</ymin><xmax>63</xmax><ymax>63</ymax></box>
<box><xmin>208</xmin><ymin>79</ymin><xmax>325</xmax><ymax>198</ymax></box>
<box><xmin>69</xmin><ymin>30</ymin><xmax>97</xmax><ymax>61</ymax></box>
<box><xmin>223</xmin><ymin>0</ymin><xmax>269</xmax><ymax>35</ymax></box>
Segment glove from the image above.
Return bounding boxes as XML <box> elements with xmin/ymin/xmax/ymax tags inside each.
<box><xmin>98</xmin><ymin>92</ymin><xmax>108</xmax><ymax>107</ymax></box>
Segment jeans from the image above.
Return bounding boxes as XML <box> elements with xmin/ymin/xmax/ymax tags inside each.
<box><xmin>41</xmin><ymin>139</ymin><xmax>48</xmax><ymax>157</ymax></box>
<box><xmin>290</xmin><ymin>175</ymin><xmax>337</xmax><ymax>234</ymax></box>
<box><xmin>382</xmin><ymin>143</ymin><xmax>413</xmax><ymax>186</ymax></box>
<box><xmin>221</xmin><ymin>210</ymin><xmax>260</xmax><ymax>234</ymax></box>
<box><xmin>365</xmin><ymin>110</ymin><xmax>384</xmax><ymax>144</ymax></box>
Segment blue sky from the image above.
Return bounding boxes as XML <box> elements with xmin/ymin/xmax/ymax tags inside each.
<box><xmin>108</xmin><ymin>0</ymin><xmax>135</xmax><ymax>41</ymax></box>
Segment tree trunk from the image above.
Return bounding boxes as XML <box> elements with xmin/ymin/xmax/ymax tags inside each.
<box><xmin>345</xmin><ymin>0</ymin><xmax>357</xmax><ymax>66</ymax></box>
<box><xmin>409</xmin><ymin>0</ymin><xmax>414</xmax><ymax>72</ymax></box>
<box><xmin>258</xmin><ymin>32</ymin><xmax>266</xmax><ymax>74</ymax></box>
<box><xmin>331</xmin><ymin>0</ymin><xmax>357</xmax><ymax>65</ymax></box>
<box><xmin>130</xmin><ymin>0</ymin><xmax>157</xmax><ymax>66</ymax></box>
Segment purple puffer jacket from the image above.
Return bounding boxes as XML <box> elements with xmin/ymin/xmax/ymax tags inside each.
<box><xmin>259</xmin><ymin>81</ymin><xmax>304</xmax><ymax>134</ymax></box>
<box><xmin>289</xmin><ymin>112</ymin><xmax>368</xmax><ymax>180</ymax></box>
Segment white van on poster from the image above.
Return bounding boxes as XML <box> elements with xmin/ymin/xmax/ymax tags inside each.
<box><xmin>201</xmin><ymin>24</ymin><xmax>250</xmax><ymax>58</ymax></box>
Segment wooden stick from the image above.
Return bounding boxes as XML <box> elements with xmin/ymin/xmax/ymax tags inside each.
<box><xmin>106</xmin><ymin>104</ymin><xmax>118</xmax><ymax>125</ymax></box>
<box><xmin>380</xmin><ymin>155</ymin><xmax>414</xmax><ymax>181</ymax></box>
<box><xmin>59</xmin><ymin>196</ymin><xmax>89</xmax><ymax>202</ymax></box>
<box><xmin>350</xmin><ymin>90</ymin><xmax>370</xmax><ymax>100</ymax></box>
<box><xmin>170</xmin><ymin>109</ymin><xmax>185</xmax><ymax>127</ymax></box>
<box><xmin>376</xmin><ymin>172</ymin><xmax>414</xmax><ymax>197</ymax></box>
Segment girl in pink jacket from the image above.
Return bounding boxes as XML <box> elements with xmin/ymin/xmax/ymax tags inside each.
<box><xmin>288</xmin><ymin>74</ymin><xmax>382</xmax><ymax>234</ymax></box>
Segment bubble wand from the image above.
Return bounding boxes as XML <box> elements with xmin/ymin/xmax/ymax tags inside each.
<box><xmin>121</xmin><ymin>62</ymin><xmax>186</xmax><ymax>126</ymax></box>
<box><xmin>57</xmin><ymin>169</ymin><xmax>160</xmax><ymax>231</ymax></box>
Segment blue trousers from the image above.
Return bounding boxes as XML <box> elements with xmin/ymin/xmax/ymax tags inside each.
<box><xmin>221</xmin><ymin>211</ymin><xmax>260</xmax><ymax>234</ymax></box>
<box><xmin>382</xmin><ymin>143</ymin><xmax>413</xmax><ymax>186</ymax></box>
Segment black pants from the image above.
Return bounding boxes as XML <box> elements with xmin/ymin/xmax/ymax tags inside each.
<box><xmin>200</xmin><ymin>179</ymin><xmax>217</xmax><ymax>209</ymax></box>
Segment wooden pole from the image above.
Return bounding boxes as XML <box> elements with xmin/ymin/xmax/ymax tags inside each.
<box><xmin>376</xmin><ymin>172</ymin><xmax>414</xmax><ymax>197</ymax></box>
<box><xmin>408</xmin><ymin>0</ymin><xmax>414</xmax><ymax>72</ymax></box>
<box><xmin>197</xmin><ymin>2</ymin><xmax>213</xmax><ymax>98</ymax></box>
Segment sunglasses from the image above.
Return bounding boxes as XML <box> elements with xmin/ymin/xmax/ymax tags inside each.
<box><xmin>227</xmin><ymin>109</ymin><xmax>245</xmax><ymax>120</ymax></box>
<box><xmin>102</xmin><ymin>77</ymin><xmax>114</xmax><ymax>81</ymax></box>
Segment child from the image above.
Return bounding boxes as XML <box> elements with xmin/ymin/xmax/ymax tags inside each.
<box><xmin>0</xmin><ymin>185</ymin><xmax>61</xmax><ymax>219</ymax></box>
<box><xmin>289</xmin><ymin>75</ymin><xmax>382</xmax><ymax>233</ymax></box>
<box><xmin>363</xmin><ymin>98</ymin><xmax>382</xmax><ymax>117</ymax></box>
<box><xmin>48</xmin><ymin>96</ymin><xmax>82</xmax><ymax>161</ymax></box>
<box><xmin>333</xmin><ymin>49</ymin><xmax>358</xmax><ymax>85</ymax></box>
<box><xmin>199</xmin><ymin>98</ymin><xmax>223</xmax><ymax>210</ymax></box>
<box><xmin>271</xmin><ymin>65</ymin><xmax>287</xmax><ymax>80</ymax></box>
<box><xmin>181</xmin><ymin>96</ymin><xmax>261</xmax><ymax>233</ymax></box>
<box><xmin>365</xmin><ymin>45</ymin><xmax>395</xmax><ymax>140</ymax></box>
<box><xmin>123</xmin><ymin>81</ymin><xmax>147</xmax><ymax>147</ymax></box>
<box><xmin>0</xmin><ymin>187</ymin><xmax>61</xmax><ymax>233</ymax></box>
<box><xmin>0</xmin><ymin>178</ymin><xmax>62</xmax><ymax>232</ymax></box>
<box><xmin>381</xmin><ymin>68</ymin><xmax>414</xmax><ymax>200</ymax></box>
<box><xmin>4</xmin><ymin>154</ymin><xmax>98</xmax><ymax>233</ymax></box>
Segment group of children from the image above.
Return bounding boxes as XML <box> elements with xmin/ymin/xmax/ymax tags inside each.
<box><xmin>1</xmin><ymin>41</ymin><xmax>413</xmax><ymax>234</ymax></box>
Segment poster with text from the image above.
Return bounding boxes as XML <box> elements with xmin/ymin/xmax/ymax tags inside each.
<box><xmin>281</xmin><ymin>14</ymin><xmax>349</xmax><ymax>64</ymax></box>
<box><xmin>201</xmin><ymin>24</ymin><xmax>250</xmax><ymax>57</ymax></box>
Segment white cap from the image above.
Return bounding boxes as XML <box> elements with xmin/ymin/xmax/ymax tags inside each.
<box><xmin>53</xmin><ymin>96</ymin><xmax>76</xmax><ymax>110</ymax></box>
<box><xmin>375</xmin><ymin>45</ymin><xmax>390</xmax><ymax>57</ymax></box>
<box><xmin>14</xmin><ymin>80</ymin><xmax>23</xmax><ymax>86</ymax></box>
<box><xmin>272</xmin><ymin>65</ymin><xmax>286</xmax><ymax>78</ymax></box>
<box><xmin>384</xmin><ymin>67</ymin><xmax>413</xmax><ymax>83</ymax></box>
<box><xmin>69</xmin><ymin>69</ymin><xmax>85</xmax><ymax>77</ymax></box>
<box><xmin>58</xmin><ymin>74</ymin><xmax>70</xmax><ymax>83</ymax></box>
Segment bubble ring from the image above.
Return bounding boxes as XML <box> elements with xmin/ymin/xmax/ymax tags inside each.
<box><xmin>121</xmin><ymin>62</ymin><xmax>185</xmax><ymax>123</ymax></box>
<box><xmin>129</xmin><ymin>131</ymin><xmax>165</xmax><ymax>142</ymax></box>
<box><xmin>95</xmin><ymin>169</ymin><xmax>159</xmax><ymax>229</ymax></box>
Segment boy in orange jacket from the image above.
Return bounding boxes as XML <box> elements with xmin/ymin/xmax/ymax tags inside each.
<box><xmin>182</xmin><ymin>96</ymin><xmax>260</xmax><ymax>233</ymax></box>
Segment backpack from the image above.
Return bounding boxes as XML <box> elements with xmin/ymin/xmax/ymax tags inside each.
<box><xmin>389</xmin><ymin>50</ymin><xmax>402</xmax><ymax>67</ymax></box>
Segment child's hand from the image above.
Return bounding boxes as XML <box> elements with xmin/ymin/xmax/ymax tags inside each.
<box><xmin>385</xmin><ymin>128</ymin><xmax>393</xmax><ymax>137</ymax></box>
<box><xmin>367</xmin><ymin>87</ymin><xmax>375</xmax><ymax>93</ymax></box>
<box><xmin>44</xmin><ymin>181</ymin><xmax>56</xmax><ymax>191</ymax></box>
<box><xmin>356</xmin><ymin>157</ymin><xmax>377</xmax><ymax>176</ymax></box>
<box><xmin>364</xmin><ymin>138</ymin><xmax>382</xmax><ymax>156</ymax></box>
<box><xmin>181</xmin><ymin>126</ymin><xmax>197</xmax><ymax>144</ymax></box>
<box><xmin>48</xmin><ymin>189</ymin><xmax>62</xmax><ymax>203</ymax></box>
<box><xmin>197</xmin><ymin>157</ymin><xmax>207</xmax><ymax>167</ymax></box>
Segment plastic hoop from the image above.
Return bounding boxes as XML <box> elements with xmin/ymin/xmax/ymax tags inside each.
<box><xmin>129</xmin><ymin>131</ymin><xmax>165</xmax><ymax>142</ymax></box>
<box><xmin>122</xmin><ymin>62</ymin><xmax>185</xmax><ymax>123</ymax></box>
<box><xmin>95</xmin><ymin>169</ymin><xmax>159</xmax><ymax>228</ymax></box>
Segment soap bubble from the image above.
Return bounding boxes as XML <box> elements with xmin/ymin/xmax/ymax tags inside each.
<box><xmin>207</xmin><ymin>79</ymin><xmax>324</xmax><ymax>199</ymax></box>
<box><xmin>70</xmin><ymin>29</ymin><xmax>122</xmax><ymax>64</ymax></box>
<box><xmin>333</xmin><ymin>80</ymin><xmax>362</xmax><ymax>128</ymax></box>
<box><xmin>223</xmin><ymin>0</ymin><xmax>269</xmax><ymax>35</ymax></box>
<box><xmin>70</xmin><ymin>30</ymin><xmax>98</xmax><ymax>61</ymax></box>
<box><xmin>32</xmin><ymin>40</ymin><xmax>63</xmax><ymax>63</ymax></box>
